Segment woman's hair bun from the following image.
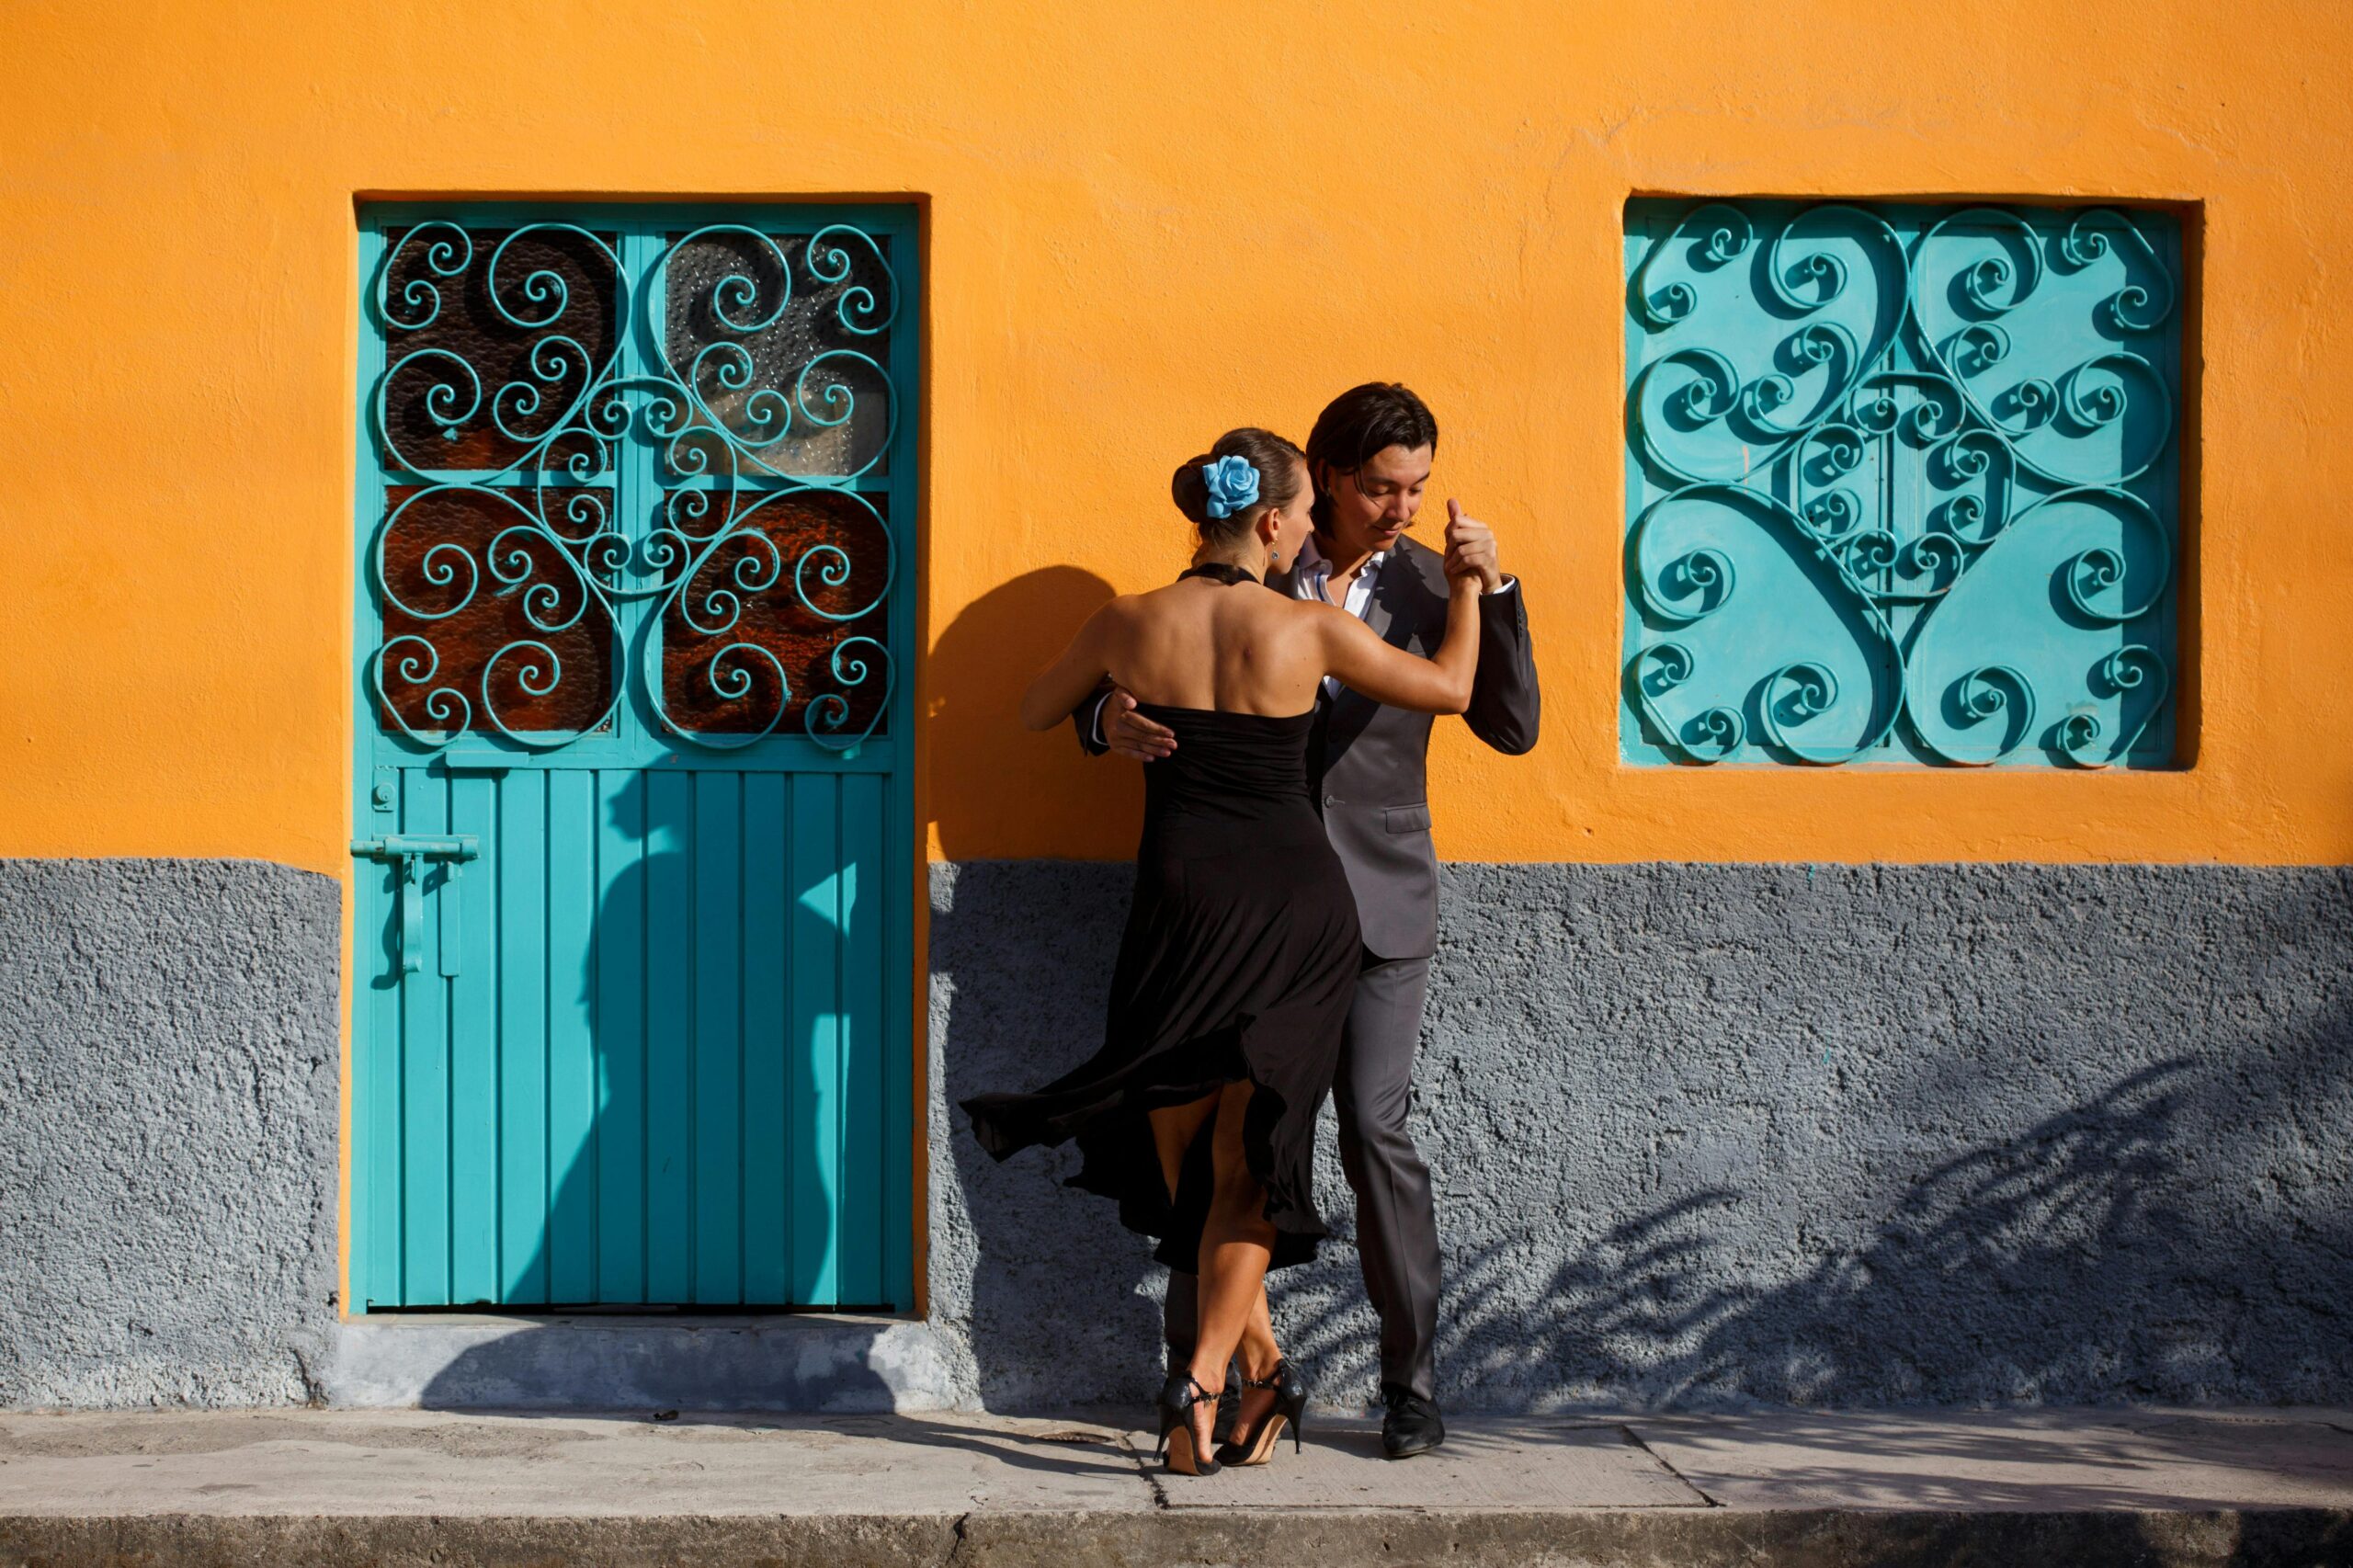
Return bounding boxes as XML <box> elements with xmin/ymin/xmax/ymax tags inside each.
<box><xmin>1169</xmin><ymin>451</ymin><xmax>1220</xmax><ymax>527</ymax></box>
<box><xmin>1168</xmin><ymin>428</ymin><xmax>1305</xmax><ymax>539</ymax></box>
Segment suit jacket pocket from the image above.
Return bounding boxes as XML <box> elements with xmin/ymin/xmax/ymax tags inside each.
<box><xmin>1383</xmin><ymin>802</ymin><xmax>1432</xmax><ymax>835</ymax></box>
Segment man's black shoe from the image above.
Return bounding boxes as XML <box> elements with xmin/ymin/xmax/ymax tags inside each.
<box><xmin>1380</xmin><ymin>1382</ymin><xmax>1445</xmax><ymax>1459</ymax></box>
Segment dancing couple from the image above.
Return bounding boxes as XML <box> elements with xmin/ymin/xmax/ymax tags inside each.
<box><xmin>961</xmin><ymin>383</ymin><xmax>1540</xmax><ymax>1474</ymax></box>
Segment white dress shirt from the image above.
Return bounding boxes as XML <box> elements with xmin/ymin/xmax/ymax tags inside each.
<box><xmin>1293</xmin><ymin>533</ymin><xmax>1384</xmax><ymax>697</ymax></box>
<box><xmin>1294</xmin><ymin>535</ymin><xmax>1518</xmax><ymax>697</ymax></box>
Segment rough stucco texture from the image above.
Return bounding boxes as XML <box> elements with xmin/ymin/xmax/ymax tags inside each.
<box><xmin>0</xmin><ymin>859</ymin><xmax>341</xmax><ymax>1408</ymax></box>
<box><xmin>9</xmin><ymin>855</ymin><xmax>2349</xmax><ymax>1414</ymax></box>
<box><xmin>929</xmin><ymin>860</ymin><xmax>2353</xmax><ymax>1412</ymax></box>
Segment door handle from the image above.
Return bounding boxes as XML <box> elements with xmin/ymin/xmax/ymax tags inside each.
<box><xmin>351</xmin><ymin>835</ymin><xmax>481</xmax><ymax>977</ymax></box>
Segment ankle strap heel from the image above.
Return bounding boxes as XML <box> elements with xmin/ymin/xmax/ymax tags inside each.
<box><xmin>1219</xmin><ymin>1358</ymin><xmax>1311</xmax><ymax>1464</ymax></box>
<box><xmin>1156</xmin><ymin>1371</ymin><xmax>1224</xmax><ymax>1477</ymax></box>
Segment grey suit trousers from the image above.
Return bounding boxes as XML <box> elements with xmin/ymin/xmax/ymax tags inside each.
<box><xmin>1164</xmin><ymin>946</ymin><xmax>1439</xmax><ymax>1400</ymax></box>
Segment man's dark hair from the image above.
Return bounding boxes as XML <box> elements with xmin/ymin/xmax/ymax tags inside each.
<box><xmin>1304</xmin><ymin>382</ymin><xmax>1438</xmax><ymax>528</ymax></box>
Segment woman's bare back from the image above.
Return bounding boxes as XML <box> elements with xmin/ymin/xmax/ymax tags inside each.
<box><xmin>1098</xmin><ymin>578</ymin><xmax>1329</xmax><ymax>717</ymax></box>
<box><xmin>1017</xmin><ymin>555</ymin><xmax>1480</xmax><ymax>733</ymax></box>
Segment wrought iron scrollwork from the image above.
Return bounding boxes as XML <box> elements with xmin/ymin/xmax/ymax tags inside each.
<box><xmin>368</xmin><ymin>220</ymin><xmax>899</xmax><ymax>752</ymax></box>
<box><xmin>1622</xmin><ymin>200</ymin><xmax>2181</xmax><ymax>767</ymax></box>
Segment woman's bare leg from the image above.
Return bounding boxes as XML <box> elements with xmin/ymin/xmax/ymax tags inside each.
<box><xmin>1232</xmin><ymin>1285</ymin><xmax>1281</xmax><ymax>1435</ymax></box>
<box><xmin>1146</xmin><ymin>1090</ymin><xmax>1223</xmax><ymax>1462</ymax></box>
<box><xmin>1148</xmin><ymin>1092</ymin><xmax>1219</xmax><ymax>1204</ymax></box>
<box><xmin>1187</xmin><ymin>1079</ymin><xmax>1279</xmax><ymax>1458</ymax></box>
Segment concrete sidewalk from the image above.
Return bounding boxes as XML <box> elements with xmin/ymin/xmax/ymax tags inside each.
<box><xmin>3</xmin><ymin>1405</ymin><xmax>2351</xmax><ymax>1565</ymax></box>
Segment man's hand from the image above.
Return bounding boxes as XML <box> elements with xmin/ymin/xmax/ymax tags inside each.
<box><xmin>1442</xmin><ymin>498</ymin><xmax>1504</xmax><ymax>593</ymax></box>
<box><xmin>1102</xmin><ymin>687</ymin><xmax>1177</xmax><ymax>761</ymax></box>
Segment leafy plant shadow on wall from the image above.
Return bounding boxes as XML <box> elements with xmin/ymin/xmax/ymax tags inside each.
<box><xmin>1284</xmin><ymin>1058</ymin><xmax>2246</xmax><ymax>1408</ymax></box>
<box><xmin>932</xmin><ymin>863</ymin><xmax>2353</xmax><ymax>1416</ymax></box>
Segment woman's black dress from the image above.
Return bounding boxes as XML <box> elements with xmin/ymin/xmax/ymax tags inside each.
<box><xmin>961</xmin><ymin>639</ymin><xmax>1360</xmax><ymax>1272</ymax></box>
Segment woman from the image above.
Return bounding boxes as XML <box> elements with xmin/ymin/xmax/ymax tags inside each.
<box><xmin>961</xmin><ymin>427</ymin><xmax>1481</xmax><ymax>1475</ymax></box>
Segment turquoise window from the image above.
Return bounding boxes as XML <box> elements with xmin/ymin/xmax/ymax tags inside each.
<box><xmin>1620</xmin><ymin>200</ymin><xmax>2184</xmax><ymax>767</ymax></box>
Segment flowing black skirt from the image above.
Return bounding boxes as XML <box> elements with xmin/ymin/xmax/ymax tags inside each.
<box><xmin>961</xmin><ymin>705</ymin><xmax>1359</xmax><ymax>1271</ymax></box>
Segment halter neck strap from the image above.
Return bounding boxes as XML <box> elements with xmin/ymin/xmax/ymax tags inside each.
<box><xmin>1176</xmin><ymin>562</ymin><xmax>1261</xmax><ymax>587</ymax></box>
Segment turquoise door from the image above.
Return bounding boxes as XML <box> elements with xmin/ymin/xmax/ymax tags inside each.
<box><xmin>350</xmin><ymin>205</ymin><xmax>916</xmax><ymax>1310</ymax></box>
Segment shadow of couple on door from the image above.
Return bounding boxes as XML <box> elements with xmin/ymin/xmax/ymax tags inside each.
<box><xmin>413</xmin><ymin>764</ymin><xmax>894</xmax><ymax>1411</ymax></box>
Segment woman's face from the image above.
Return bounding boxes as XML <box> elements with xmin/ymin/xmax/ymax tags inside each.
<box><xmin>1267</xmin><ymin>459</ymin><xmax>1314</xmax><ymax>571</ymax></box>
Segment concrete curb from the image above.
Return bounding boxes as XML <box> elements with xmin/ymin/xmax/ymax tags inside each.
<box><xmin>7</xmin><ymin>1507</ymin><xmax>2353</xmax><ymax>1567</ymax></box>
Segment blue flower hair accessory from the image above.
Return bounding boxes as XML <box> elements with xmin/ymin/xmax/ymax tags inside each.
<box><xmin>1200</xmin><ymin>455</ymin><xmax>1261</xmax><ymax>519</ymax></box>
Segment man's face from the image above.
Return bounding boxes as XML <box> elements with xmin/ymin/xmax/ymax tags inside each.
<box><xmin>1320</xmin><ymin>443</ymin><xmax>1433</xmax><ymax>561</ymax></box>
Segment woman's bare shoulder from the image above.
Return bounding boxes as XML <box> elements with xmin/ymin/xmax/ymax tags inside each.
<box><xmin>1091</xmin><ymin>588</ymin><xmax>1162</xmax><ymax>621</ymax></box>
<box><xmin>1269</xmin><ymin>594</ymin><xmax>1359</xmax><ymax>631</ymax></box>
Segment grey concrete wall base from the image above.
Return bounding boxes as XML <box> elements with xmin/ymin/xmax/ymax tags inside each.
<box><xmin>319</xmin><ymin>1316</ymin><xmax>972</xmax><ymax>1413</ymax></box>
<box><xmin>0</xmin><ymin>858</ymin><xmax>342</xmax><ymax>1409</ymax></box>
<box><xmin>10</xmin><ymin>854</ymin><xmax>2350</xmax><ymax>1416</ymax></box>
<box><xmin>928</xmin><ymin>859</ymin><xmax>2353</xmax><ymax>1414</ymax></box>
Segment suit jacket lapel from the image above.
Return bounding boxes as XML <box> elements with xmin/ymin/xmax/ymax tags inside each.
<box><xmin>1323</xmin><ymin>550</ymin><xmax>1399</xmax><ymax>761</ymax></box>
<box><xmin>1361</xmin><ymin>552</ymin><xmax>1395</xmax><ymax>642</ymax></box>
<box><xmin>1366</xmin><ymin>544</ymin><xmax>1421</xmax><ymax>649</ymax></box>
<box><xmin>1296</xmin><ymin>545</ymin><xmax>1415</xmax><ymax>764</ymax></box>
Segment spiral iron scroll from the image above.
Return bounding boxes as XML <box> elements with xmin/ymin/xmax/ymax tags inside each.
<box><xmin>368</xmin><ymin>222</ymin><xmax>896</xmax><ymax>753</ymax></box>
<box><xmin>1623</xmin><ymin>201</ymin><xmax>2179</xmax><ymax>767</ymax></box>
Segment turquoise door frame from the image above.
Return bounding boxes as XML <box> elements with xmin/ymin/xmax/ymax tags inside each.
<box><xmin>350</xmin><ymin>202</ymin><xmax>918</xmax><ymax>1311</ymax></box>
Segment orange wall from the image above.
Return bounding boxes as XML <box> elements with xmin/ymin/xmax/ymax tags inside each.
<box><xmin>4</xmin><ymin>0</ymin><xmax>2352</xmax><ymax>869</ymax></box>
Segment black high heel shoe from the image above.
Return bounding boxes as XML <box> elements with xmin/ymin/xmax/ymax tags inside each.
<box><xmin>1155</xmin><ymin>1371</ymin><xmax>1224</xmax><ymax>1476</ymax></box>
<box><xmin>1215</xmin><ymin>1358</ymin><xmax>1308</xmax><ymax>1466</ymax></box>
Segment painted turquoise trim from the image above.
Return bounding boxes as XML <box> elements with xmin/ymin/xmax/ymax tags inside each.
<box><xmin>352</xmin><ymin>202</ymin><xmax>920</xmax><ymax>1315</ymax></box>
<box><xmin>435</xmin><ymin>738</ymin><xmax>899</xmax><ymax>773</ymax></box>
<box><xmin>1619</xmin><ymin>199</ymin><xmax>2183</xmax><ymax>768</ymax></box>
<box><xmin>877</xmin><ymin>216</ymin><xmax>920</xmax><ymax>1309</ymax></box>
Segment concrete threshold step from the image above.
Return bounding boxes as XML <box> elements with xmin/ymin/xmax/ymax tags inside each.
<box><xmin>5</xmin><ymin>1408</ymin><xmax>2352</xmax><ymax>1566</ymax></box>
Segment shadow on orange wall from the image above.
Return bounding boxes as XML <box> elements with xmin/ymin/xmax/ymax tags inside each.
<box><xmin>927</xmin><ymin>566</ymin><xmax>1140</xmax><ymax>862</ymax></box>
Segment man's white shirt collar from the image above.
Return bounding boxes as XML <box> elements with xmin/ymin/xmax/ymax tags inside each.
<box><xmin>1294</xmin><ymin>534</ymin><xmax>1384</xmax><ymax>614</ymax></box>
<box><xmin>1297</xmin><ymin>533</ymin><xmax>1384</xmax><ymax>578</ymax></box>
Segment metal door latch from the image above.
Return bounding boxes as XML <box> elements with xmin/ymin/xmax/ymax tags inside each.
<box><xmin>351</xmin><ymin>835</ymin><xmax>481</xmax><ymax>977</ymax></box>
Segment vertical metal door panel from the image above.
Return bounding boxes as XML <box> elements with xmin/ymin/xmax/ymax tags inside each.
<box><xmin>498</xmin><ymin>769</ymin><xmax>550</xmax><ymax>1303</ymax></box>
<box><xmin>355</xmin><ymin>205</ymin><xmax>916</xmax><ymax>1312</ymax></box>
<box><xmin>881</xmin><ymin>772</ymin><xmax>914</xmax><ymax>1302</ymax></box>
<box><xmin>789</xmin><ymin>772</ymin><xmax>842</xmax><ymax>1305</ymax></box>
<box><xmin>449</xmin><ymin>772</ymin><xmax>499</xmax><ymax>1304</ymax></box>
<box><xmin>593</xmin><ymin>766</ymin><xmax>648</xmax><ymax>1303</ymax></box>
<box><xmin>838</xmin><ymin>773</ymin><xmax>886</xmax><ymax>1305</ymax></box>
<box><xmin>362</xmin><ymin>856</ymin><xmax>403</xmax><ymax>1307</ymax></box>
<box><xmin>546</xmin><ymin>770</ymin><xmax>598</xmax><ymax>1303</ymax></box>
<box><xmin>642</xmin><ymin>768</ymin><xmax>695</xmax><ymax>1304</ymax></box>
<box><xmin>692</xmin><ymin>770</ymin><xmax>744</xmax><ymax>1302</ymax></box>
<box><xmin>740</xmin><ymin>772</ymin><xmax>790</xmax><ymax>1304</ymax></box>
<box><xmin>399</xmin><ymin>773</ymin><xmax>451</xmax><ymax>1305</ymax></box>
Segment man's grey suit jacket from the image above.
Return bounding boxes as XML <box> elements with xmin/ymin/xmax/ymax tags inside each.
<box><xmin>1078</xmin><ymin>534</ymin><xmax>1540</xmax><ymax>960</ymax></box>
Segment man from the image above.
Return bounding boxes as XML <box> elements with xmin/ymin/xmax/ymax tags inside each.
<box><xmin>1074</xmin><ymin>382</ymin><xmax>1540</xmax><ymax>1457</ymax></box>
